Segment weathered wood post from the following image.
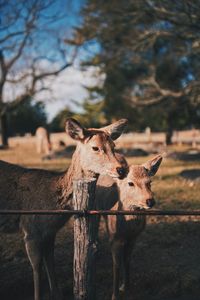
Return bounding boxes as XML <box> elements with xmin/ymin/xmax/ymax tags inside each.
<box><xmin>73</xmin><ymin>178</ymin><xmax>97</xmax><ymax>300</ymax></box>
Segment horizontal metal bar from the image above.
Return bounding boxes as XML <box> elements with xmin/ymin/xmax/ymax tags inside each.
<box><xmin>1</xmin><ymin>209</ymin><xmax>200</xmax><ymax>216</ymax></box>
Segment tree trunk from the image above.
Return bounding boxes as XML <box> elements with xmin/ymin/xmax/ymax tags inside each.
<box><xmin>165</xmin><ymin>111</ymin><xmax>174</xmax><ymax>145</ymax></box>
<box><xmin>166</xmin><ymin>126</ymin><xmax>173</xmax><ymax>145</ymax></box>
<box><xmin>0</xmin><ymin>113</ymin><xmax>9</xmax><ymax>148</ymax></box>
<box><xmin>73</xmin><ymin>178</ymin><xmax>97</xmax><ymax>300</ymax></box>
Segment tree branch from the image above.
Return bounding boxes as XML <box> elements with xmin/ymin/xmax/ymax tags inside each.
<box><xmin>0</xmin><ymin>30</ymin><xmax>26</xmax><ymax>44</ymax></box>
<box><xmin>6</xmin><ymin>32</ymin><xmax>30</xmax><ymax>70</ymax></box>
<box><xmin>129</xmin><ymin>77</ymin><xmax>200</xmax><ymax>107</ymax></box>
<box><xmin>6</xmin><ymin>5</ymin><xmax>38</xmax><ymax>70</ymax></box>
<box><xmin>0</xmin><ymin>50</ymin><xmax>7</xmax><ymax>83</ymax></box>
<box><xmin>32</xmin><ymin>44</ymin><xmax>79</xmax><ymax>84</ymax></box>
<box><xmin>139</xmin><ymin>76</ymin><xmax>184</xmax><ymax>98</ymax></box>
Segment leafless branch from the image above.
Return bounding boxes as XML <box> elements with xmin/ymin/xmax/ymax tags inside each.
<box><xmin>145</xmin><ymin>0</ymin><xmax>200</xmax><ymax>30</ymax></box>
<box><xmin>138</xmin><ymin>77</ymin><xmax>183</xmax><ymax>98</ymax></box>
<box><xmin>6</xmin><ymin>7</ymin><xmax>36</xmax><ymax>70</ymax></box>
<box><xmin>129</xmin><ymin>76</ymin><xmax>200</xmax><ymax>107</ymax></box>
<box><xmin>6</xmin><ymin>72</ymin><xmax>32</xmax><ymax>84</ymax></box>
<box><xmin>0</xmin><ymin>0</ymin><xmax>80</xmax><ymax>106</ymax></box>
<box><xmin>0</xmin><ymin>31</ymin><xmax>27</xmax><ymax>44</ymax></box>
<box><xmin>0</xmin><ymin>50</ymin><xmax>7</xmax><ymax>82</ymax></box>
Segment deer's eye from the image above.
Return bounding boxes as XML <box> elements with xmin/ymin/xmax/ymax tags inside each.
<box><xmin>92</xmin><ymin>146</ymin><xmax>99</xmax><ymax>152</ymax></box>
<box><xmin>128</xmin><ymin>182</ymin><xmax>134</xmax><ymax>187</ymax></box>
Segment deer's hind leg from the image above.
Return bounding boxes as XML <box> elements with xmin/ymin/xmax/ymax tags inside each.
<box><xmin>43</xmin><ymin>236</ymin><xmax>63</xmax><ymax>300</ymax></box>
<box><xmin>24</xmin><ymin>236</ymin><xmax>43</xmax><ymax>300</ymax></box>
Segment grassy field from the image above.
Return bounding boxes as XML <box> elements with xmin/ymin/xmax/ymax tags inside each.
<box><xmin>0</xmin><ymin>140</ymin><xmax>200</xmax><ymax>300</ymax></box>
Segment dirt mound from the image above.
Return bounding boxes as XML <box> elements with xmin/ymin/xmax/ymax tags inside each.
<box><xmin>42</xmin><ymin>145</ymin><xmax>77</xmax><ymax>160</ymax></box>
<box><xmin>180</xmin><ymin>169</ymin><xmax>200</xmax><ymax>182</ymax></box>
<box><xmin>117</xmin><ymin>148</ymin><xmax>149</xmax><ymax>157</ymax></box>
<box><xmin>168</xmin><ymin>150</ymin><xmax>200</xmax><ymax>161</ymax></box>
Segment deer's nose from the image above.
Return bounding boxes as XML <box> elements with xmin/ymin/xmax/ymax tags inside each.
<box><xmin>116</xmin><ymin>167</ymin><xmax>126</xmax><ymax>178</ymax></box>
<box><xmin>146</xmin><ymin>198</ymin><xmax>155</xmax><ymax>208</ymax></box>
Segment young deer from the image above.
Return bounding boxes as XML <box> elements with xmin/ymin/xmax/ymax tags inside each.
<box><xmin>0</xmin><ymin>118</ymin><xmax>128</xmax><ymax>300</ymax></box>
<box><xmin>35</xmin><ymin>127</ymin><xmax>52</xmax><ymax>156</ymax></box>
<box><xmin>96</xmin><ymin>155</ymin><xmax>163</xmax><ymax>300</ymax></box>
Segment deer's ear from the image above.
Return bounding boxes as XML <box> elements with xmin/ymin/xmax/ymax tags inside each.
<box><xmin>143</xmin><ymin>155</ymin><xmax>162</xmax><ymax>176</ymax></box>
<box><xmin>65</xmin><ymin>118</ymin><xmax>88</xmax><ymax>141</ymax></box>
<box><xmin>101</xmin><ymin>119</ymin><xmax>128</xmax><ymax>140</ymax></box>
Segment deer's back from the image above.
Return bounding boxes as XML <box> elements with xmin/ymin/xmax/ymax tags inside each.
<box><xmin>0</xmin><ymin>160</ymin><xmax>69</xmax><ymax>235</ymax></box>
<box><xmin>0</xmin><ymin>160</ymin><xmax>25</xmax><ymax>210</ymax></box>
<box><xmin>0</xmin><ymin>160</ymin><xmax>60</xmax><ymax>207</ymax></box>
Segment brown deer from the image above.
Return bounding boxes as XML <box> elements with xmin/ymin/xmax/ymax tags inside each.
<box><xmin>96</xmin><ymin>154</ymin><xmax>163</xmax><ymax>300</ymax></box>
<box><xmin>0</xmin><ymin>118</ymin><xmax>128</xmax><ymax>300</ymax></box>
<box><xmin>35</xmin><ymin>126</ymin><xmax>52</xmax><ymax>156</ymax></box>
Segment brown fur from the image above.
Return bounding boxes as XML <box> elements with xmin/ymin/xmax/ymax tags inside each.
<box><xmin>96</xmin><ymin>155</ymin><xmax>162</xmax><ymax>300</ymax></box>
<box><xmin>0</xmin><ymin>118</ymin><xmax>128</xmax><ymax>300</ymax></box>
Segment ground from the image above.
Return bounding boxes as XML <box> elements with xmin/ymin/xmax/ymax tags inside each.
<box><xmin>0</xmin><ymin>138</ymin><xmax>200</xmax><ymax>300</ymax></box>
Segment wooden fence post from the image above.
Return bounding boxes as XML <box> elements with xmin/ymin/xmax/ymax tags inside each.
<box><xmin>73</xmin><ymin>178</ymin><xmax>97</xmax><ymax>300</ymax></box>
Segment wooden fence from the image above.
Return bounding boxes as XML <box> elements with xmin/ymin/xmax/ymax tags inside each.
<box><xmin>1</xmin><ymin>178</ymin><xmax>200</xmax><ymax>299</ymax></box>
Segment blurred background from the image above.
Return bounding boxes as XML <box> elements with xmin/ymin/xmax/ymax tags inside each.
<box><xmin>1</xmin><ymin>1</ymin><xmax>200</xmax><ymax>300</ymax></box>
<box><xmin>0</xmin><ymin>0</ymin><xmax>200</xmax><ymax>148</ymax></box>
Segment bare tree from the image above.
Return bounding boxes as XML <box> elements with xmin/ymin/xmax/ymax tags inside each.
<box><xmin>0</xmin><ymin>0</ymin><xmax>81</xmax><ymax>147</ymax></box>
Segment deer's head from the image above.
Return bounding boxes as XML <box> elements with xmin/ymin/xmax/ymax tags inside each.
<box><xmin>65</xmin><ymin>118</ymin><xmax>128</xmax><ymax>179</ymax></box>
<box><xmin>117</xmin><ymin>155</ymin><xmax>162</xmax><ymax>210</ymax></box>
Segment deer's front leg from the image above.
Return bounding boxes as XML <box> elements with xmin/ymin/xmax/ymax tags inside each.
<box><xmin>120</xmin><ymin>241</ymin><xmax>134</xmax><ymax>298</ymax></box>
<box><xmin>111</xmin><ymin>240</ymin><xmax>123</xmax><ymax>300</ymax></box>
<box><xmin>24</xmin><ymin>237</ymin><xmax>42</xmax><ymax>300</ymax></box>
<box><xmin>43</xmin><ymin>236</ymin><xmax>63</xmax><ymax>300</ymax></box>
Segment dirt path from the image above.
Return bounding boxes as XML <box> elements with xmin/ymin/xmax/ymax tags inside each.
<box><xmin>1</xmin><ymin>218</ymin><xmax>200</xmax><ymax>300</ymax></box>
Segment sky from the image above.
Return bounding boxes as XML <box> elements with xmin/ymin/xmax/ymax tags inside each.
<box><xmin>40</xmin><ymin>0</ymin><xmax>101</xmax><ymax>121</ymax></box>
<box><xmin>37</xmin><ymin>65</ymin><xmax>101</xmax><ymax>121</ymax></box>
<box><xmin>2</xmin><ymin>0</ymin><xmax>197</xmax><ymax>124</ymax></box>
<box><xmin>38</xmin><ymin>0</ymin><xmax>92</xmax><ymax>120</ymax></box>
<box><xmin>1</xmin><ymin>0</ymin><xmax>101</xmax><ymax>122</ymax></box>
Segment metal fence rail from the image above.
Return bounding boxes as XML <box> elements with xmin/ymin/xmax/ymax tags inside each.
<box><xmin>1</xmin><ymin>209</ymin><xmax>200</xmax><ymax>216</ymax></box>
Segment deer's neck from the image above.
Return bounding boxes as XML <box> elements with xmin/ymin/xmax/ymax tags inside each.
<box><xmin>57</xmin><ymin>146</ymin><xmax>97</xmax><ymax>209</ymax></box>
